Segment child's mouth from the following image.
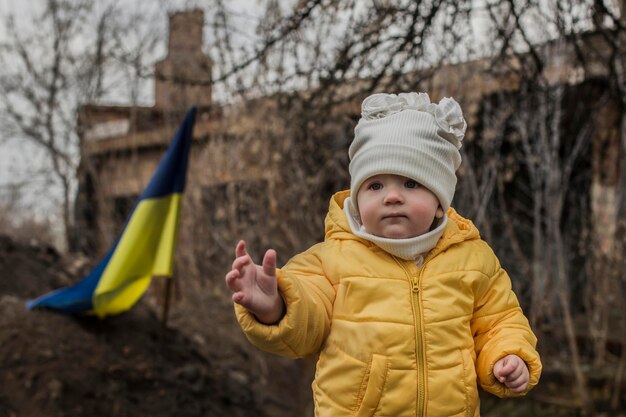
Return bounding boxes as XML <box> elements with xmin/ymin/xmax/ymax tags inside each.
<box><xmin>382</xmin><ymin>213</ymin><xmax>406</xmax><ymax>219</ymax></box>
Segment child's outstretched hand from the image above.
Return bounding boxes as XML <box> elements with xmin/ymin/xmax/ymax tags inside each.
<box><xmin>225</xmin><ymin>240</ymin><xmax>285</xmax><ymax>324</ymax></box>
<box><xmin>493</xmin><ymin>354</ymin><xmax>530</xmax><ymax>393</ymax></box>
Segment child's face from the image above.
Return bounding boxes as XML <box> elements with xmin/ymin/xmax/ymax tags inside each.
<box><xmin>356</xmin><ymin>174</ymin><xmax>442</xmax><ymax>239</ymax></box>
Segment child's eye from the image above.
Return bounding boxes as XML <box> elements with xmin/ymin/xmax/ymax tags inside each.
<box><xmin>369</xmin><ymin>182</ymin><xmax>383</xmax><ymax>191</ymax></box>
<box><xmin>405</xmin><ymin>180</ymin><xmax>419</xmax><ymax>189</ymax></box>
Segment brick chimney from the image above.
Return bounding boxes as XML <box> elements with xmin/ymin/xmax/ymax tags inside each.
<box><xmin>154</xmin><ymin>9</ymin><xmax>212</xmax><ymax>111</ymax></box>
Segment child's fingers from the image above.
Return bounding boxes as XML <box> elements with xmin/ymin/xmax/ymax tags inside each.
<box><xmin>227</xmin><ymin>270</ymin><xmax>249</xmax><ymax>306</ymax></box>
<box><xmin>504</xmin><ymin>363</ymin><xmax>524</xmax><ymax>382</ymax></box>
<box><xmin>499</xmin><ymin>356</ymin><xmax>517</xmax><ymax>376</ymax></box>
<box><xmin>495</xmin><ymin>369</ymin><xmax>506</xmax><ymax>382</ymax></box>
<box><xmin>232</xmin><ymin>291</ymin><xmax>247</xmax><ymax>305</ymax></box>
<box><xmin>494</xmin><ymin>355</ymin><xmax>529</xmax><ymax>389</ymax></box>
<box><xmin>493</xmin><ymin>359</ymin><xmax>506</xmax><ymax>381</ymax></box>
<box><xmin>235</xmin><ymin>240</ymin><xmax>247</xmax><ymax>258</ymax></box>
<box><xmin>225</xmin><ymin>269</ymin><xmax>242</xmax><ymax>291</ymax></box>
<box><xmin>262</xmin><ymin>249</ymin><xmax>277</xmax><ymax>277</ymax></box>
<box><xmin>232</xmin><ymin>254</ymin><xmax>252</xmax><ymax>271</ymax></box>
<box><xmin>505</xmin><ymin>374</ymin><xmax>529</xmax><ymax>392</ymax></box>
<box><xmin>493</xmin><ymin>356</ymin><xmax>516</xmax><ymax>383</ymax></box>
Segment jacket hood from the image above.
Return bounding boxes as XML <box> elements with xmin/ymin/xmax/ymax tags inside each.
<box><xmin>324</xmin><ymin>190</ymin><xmax>481</xmax><ymax>256</ymax></box>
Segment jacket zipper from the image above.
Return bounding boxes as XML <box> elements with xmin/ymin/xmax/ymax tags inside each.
<box><xmin>395</xmin><ymin>258</ymin><xmax>427</xmax><ymax>417</ymax></box>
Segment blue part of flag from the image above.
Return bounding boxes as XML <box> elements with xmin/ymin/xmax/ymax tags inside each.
<box><xmin>25</xmin><ymin>248</ymin><xmax>114</xmax><ymax>313</ymax></box>
<box><xmin>25</xmin><ymin>106</ymin><xmax>197</xmax><ymax>315</ymax></box>
<box><xmin>141</xmin><ymin>107</ymin><xmax>196</xmax><ymax>200</ymax></box>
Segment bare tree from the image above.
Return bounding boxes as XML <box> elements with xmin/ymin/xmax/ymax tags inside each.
<box><xmin>0</xmin><ymin>0</ymin><xmax>164</xmax><ymax>250</ymax></box>
<box><xmin>0</xmin><ymin>0</ymin><xmax>115</xmax><ymax>249</ymax></box>
<box><xmin>475</xmin><ymin>1</ymin><xmax>625</xmax><ymax>414</ymax></box>
<box><xmin>210</xmin><ymin>0</ymin><xmax>475</xmax><ymax>107</ymax></box>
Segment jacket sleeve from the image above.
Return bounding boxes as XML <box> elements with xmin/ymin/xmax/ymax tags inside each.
<box><xmin>234</xmin><ymin>243</ymin><xmax>336</xmax><ymax>359</ymax></box>
<box><xmin>471</xmin><ymin>244</ymin><xmax>542</xmax><ymax>398</ymax></box>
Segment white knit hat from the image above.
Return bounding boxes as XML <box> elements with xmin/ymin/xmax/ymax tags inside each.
<box><xmin>349</xmin><ymin>92</ymin><xmax>467</xmax><ymax>212</ymax></box>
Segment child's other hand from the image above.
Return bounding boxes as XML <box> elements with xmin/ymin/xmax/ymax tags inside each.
<box><xmin>225</xmin><ymin>240</ymin><xmax>284</xmax><ymax>324</ymax></box>
<box><xmin>493</xmin><ymin>354</ymin><xmax>529</xmax><ymax>393</ymax></box>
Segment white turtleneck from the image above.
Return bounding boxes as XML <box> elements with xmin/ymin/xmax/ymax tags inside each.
<box><xmin>343</xmin><ymin>196</ymin><xmax>446</xmax><ymax>264</ymax></box>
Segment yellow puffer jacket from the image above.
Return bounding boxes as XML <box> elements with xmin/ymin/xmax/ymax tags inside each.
<box><xmin>236</xmin><ymin>190</ymin><xmax>541</xmax><ymax>417</ymax></box>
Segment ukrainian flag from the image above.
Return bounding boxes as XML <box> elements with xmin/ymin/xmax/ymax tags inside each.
<box><xmin>27</xmin><ymin>107</ymin><xmax>196</xmax><ymax>317</ymax></box>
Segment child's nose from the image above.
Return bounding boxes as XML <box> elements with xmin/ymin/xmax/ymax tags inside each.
<box><xmin>384</xmin><ymin>188</ymin><xmax>404</xmax><ymax>204</ymax></box>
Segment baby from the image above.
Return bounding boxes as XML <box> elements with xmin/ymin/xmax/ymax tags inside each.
<box><xmin>226</xmin><ymin>92</ymin><xmax>541</xmax><ymax>416</ymax></box>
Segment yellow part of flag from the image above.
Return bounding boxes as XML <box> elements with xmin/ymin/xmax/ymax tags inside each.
<box><xmin>92</xmin><ymin>193</ymin><xmax>182</xmax><ymax>317</ymax></box>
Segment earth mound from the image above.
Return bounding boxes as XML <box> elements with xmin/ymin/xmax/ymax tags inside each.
<box><xmin>0</xmin><ymin>235</ymin><xmax>269</xmax><ymax>417</ymax></box>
